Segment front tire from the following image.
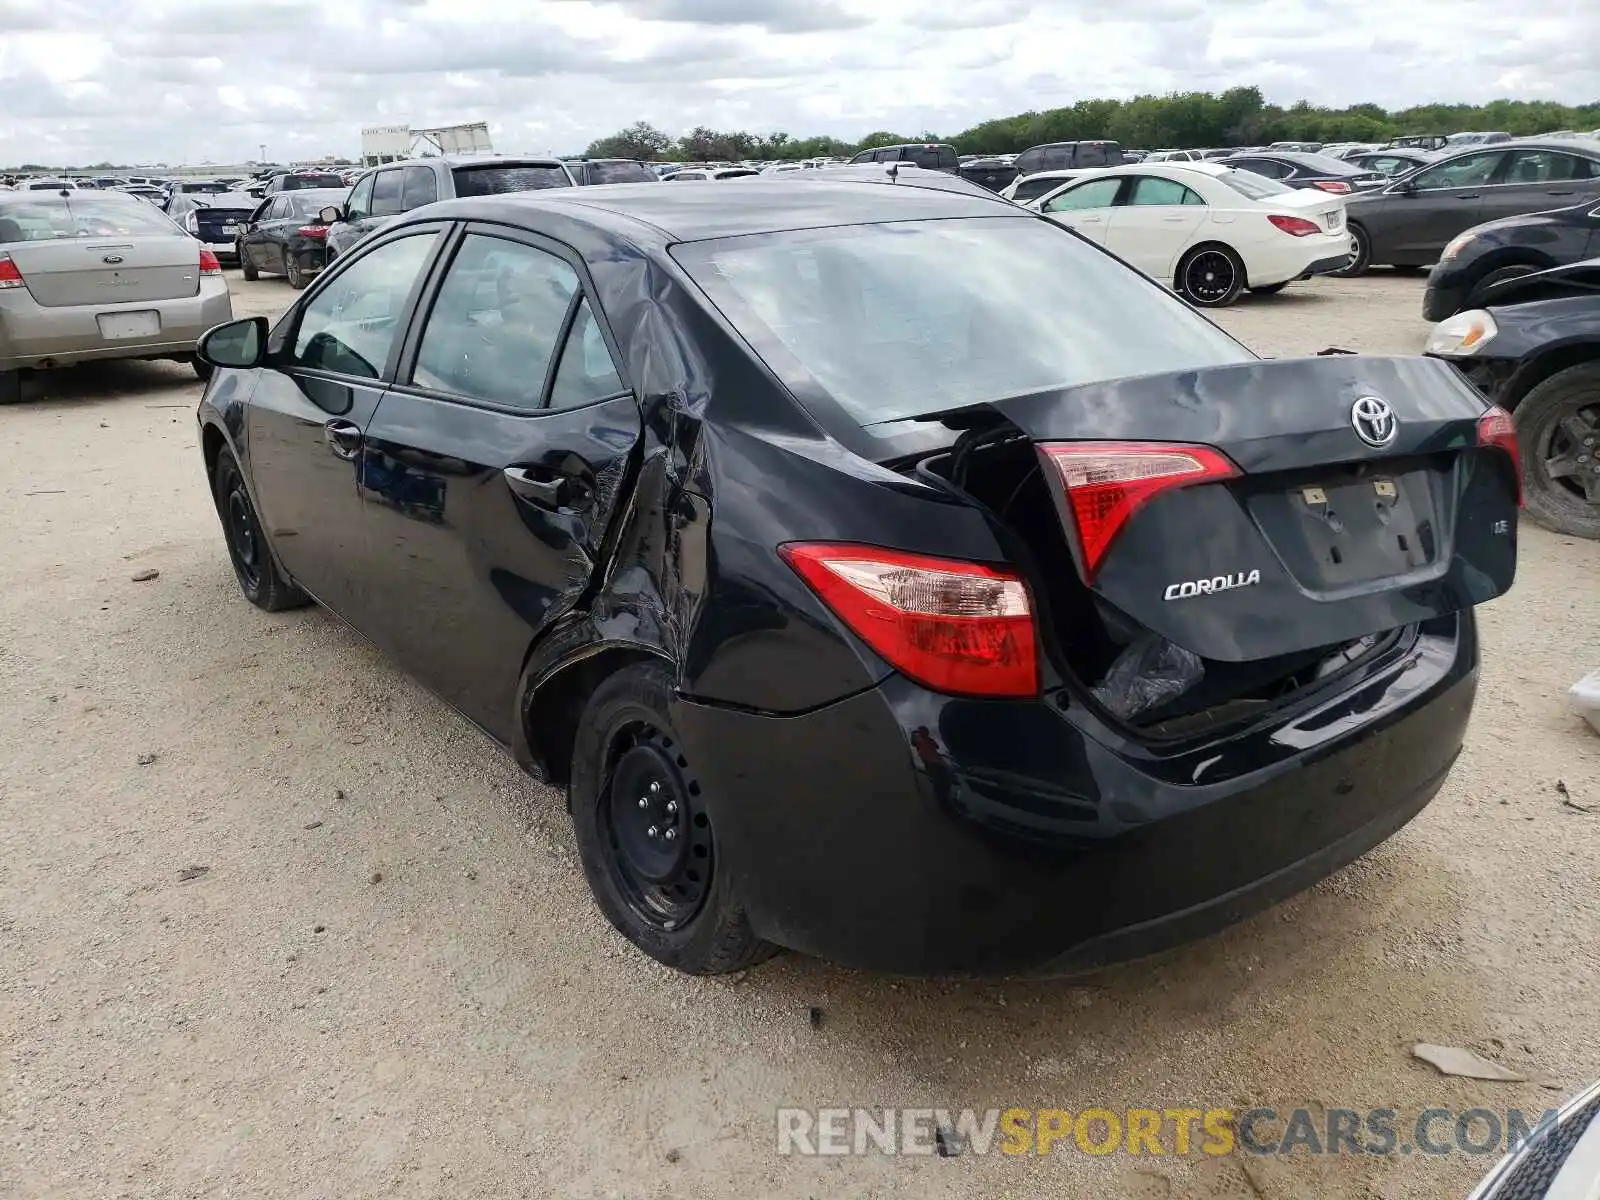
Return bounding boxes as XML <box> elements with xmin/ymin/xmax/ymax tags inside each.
<box><xmin>1329</xmin><ymin>224</ymin><xmax>1370</xmax><ymax>278</ymax></box>
<box><xmin>569</xmin><ymin>661</ymin><xmax>776</xmax><ymax>975</ymax></box>
<box><xmin>239</xmin><ymin>248</ymin><xmax>259</xmax><ymax>282</ymax></box>
<box><xmin>0</xmin><ymin>369</ymin><xmax>21</xmax><ymax>405</ymax></box>
<box><xmin>1177</xmin><ymin>245</ymin><xmax>1245</xmax><ymax>307</ymax></box>
<box><xmin>1517</xmin><ymin>361</ymin><xmax>1600</xmax><ymax>539</ymax></box>
<box><xmin>211</xmin><ymin>448</ymin><xmax>310</xmax><ymax>610</ymax></box>
<box><xmin>1466</xmin><ymin>262</ymin><xmax>1539</xmax><ymax>308</ymax></box>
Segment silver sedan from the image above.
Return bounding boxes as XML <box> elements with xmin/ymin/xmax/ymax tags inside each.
<box><xmin>0</xmin><ymin>189</ymin><xmax>234</xmax><ymax>404</ymax></box>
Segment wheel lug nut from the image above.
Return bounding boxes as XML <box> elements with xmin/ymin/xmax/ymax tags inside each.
<box><xmin>664</xmin><ymin>829</ymin><xmax>676</xmax><ymax>841</ymax></box>
<box><xmin>646</xmin><ymin>825</ymin><xmax>659</xmax><ymax>838</ymax></box>
<box><xmin>649</xmin><ymin>781</ymin><xmax>661</xmax><ymax>794</ymax></box>
<box><xmin>638</xmin><ymin>797</ymin><xmax>648</xmax><ymax>809</ymax></box>
<box><xmin>665</xmin><ymin>800</ymin><xmax>678</xmax><ymax>815</ymax></box>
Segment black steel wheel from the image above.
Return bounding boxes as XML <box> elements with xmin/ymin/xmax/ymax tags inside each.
<box><xmin>1329</xmin><ymin>223</ymin><xmax>1370</xmax><ymax>277</ymax></box>
<box><xmin>570</xmin><ymin>661</ymin><xmax>776</xmax><ymax>974</ymax></box>
<box><xmin>1518</xmin><ymin>361</ymin><xmax>1600</xmax><ymax>539</ymax></box>
<box><xmin>211</xmin><ymin>448</ymin><xmax>309</xmax><ymax>610</ymax></box>
<box><xmin>1178</xmin><ymin>245</ymin><xmax>1245</xmax><ymax>307</ymax></box>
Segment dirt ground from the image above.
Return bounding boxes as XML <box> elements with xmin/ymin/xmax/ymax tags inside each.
<box><xmin>3</xmin><ymin>269</ymin><xmax>1598</xmax><ymax>1200</ymax></box>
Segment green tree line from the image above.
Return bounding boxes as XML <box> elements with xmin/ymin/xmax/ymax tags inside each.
<box><xmin>585</xmin><ymin>88</ymin><xmax>1600</xmax><ymax>161</ymax></box>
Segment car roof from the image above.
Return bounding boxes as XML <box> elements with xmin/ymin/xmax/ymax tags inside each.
<box><xmin>418</xmin><ymin>177</ymin><xmax>1016</xmax><ymax>244</ymax></box>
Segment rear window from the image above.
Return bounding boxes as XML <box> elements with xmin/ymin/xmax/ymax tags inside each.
<box><xmin>0</xmin><ymin>195</ymin><xmax>179</xmax><ymax>241</ymax></box>
<box><xmin>280</xmin><ymin>174</ymin><xmax>346</xmax><ymax>190</ymax></box>
<box><xmin>286</xmin><ymin>191</ymin><xmax>345</xmax><ymax>217</ymax></box>
<box><xmin>674</xmin><ymin>217</ymin><xmax>1249</xmax><ymax>428</ymax></box>
<box><xmin>451</xmin><ymin>165</ymin><xmax>572</xmax><ymax>196</ymax></box>
<box><xmin>585</xmin><ymin>161</ymin><xmax>658</xmax><ymax>184</ymax></box>
<box><xmin>1291</xmin><ymin>153</ymin><xmax>1366</xmax><ymax>175</ymax></box>
<box><xmin>1216</xmin><ymin>169</ymin><xmax>1295</xmax><ymax>199</ymax></box>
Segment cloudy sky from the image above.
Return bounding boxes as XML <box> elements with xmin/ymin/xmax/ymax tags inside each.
<box><xmin>1</xmin><ymin>0</ymin><xmax>1595</xmax><ymax>166</ymax></box>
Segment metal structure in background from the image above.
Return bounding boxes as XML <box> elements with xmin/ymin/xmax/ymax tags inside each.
<box><xmin>360</xmin><ymin>122</ymin><xmax>494</xmax><ymax>166</ymax></box>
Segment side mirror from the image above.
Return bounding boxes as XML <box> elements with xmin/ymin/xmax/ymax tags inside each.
<box><xmin>197</xmin><ymin>316</ymin><xmax>268</xmax><ymax>370</ymax></box>
<box><xmin>318</xmin><ymin>205</ymin><xmax>342</xmax><ymax>224</ymax></box>
<box><xmin>1391</xmin><ymin>177</ymin><xmax>1417</xmax><ymax>196</ymax></box>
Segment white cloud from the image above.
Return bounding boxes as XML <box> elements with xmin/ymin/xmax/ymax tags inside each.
<box><xmin>0</xmin><ymin>0</ymin><xmax>1595</xmax><ymax>165</ymax></box>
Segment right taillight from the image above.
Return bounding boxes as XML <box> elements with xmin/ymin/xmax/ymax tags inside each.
<box><xmin>1476</xmin><ymin>405</ymin><xmax>1522</xmax><ymax>506</ymax></box>
<box><xmin>779</xmin><ymin>543</ymin><xmax>1038</xmax><ymax>697</ymax></box>
<box><xmin>1041</xmin><ymin>442</ymin><xmax>1240</xmax><ymax>581</ymax></box>
<box><xmin>1267</xmin><ymin>214</ymin><xmax>1322</xmax><ymax>236</ymax></box>
<box><xmin>0</xmin><ymin>253</ymin><xmax>23</xmax><ymax>289</ymax></box>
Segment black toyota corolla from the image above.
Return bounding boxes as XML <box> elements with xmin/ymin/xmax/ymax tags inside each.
<box><xmin>193</xmin><ymin>179</ymin><xmax>1520</xmax><ymax>976</ymax></box>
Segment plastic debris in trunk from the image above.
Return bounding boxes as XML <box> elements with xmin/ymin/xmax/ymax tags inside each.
<box><xmin>1090</xmin><ymin>635</ymin><xmax>1204</xmax><ymax>720</ymax></box>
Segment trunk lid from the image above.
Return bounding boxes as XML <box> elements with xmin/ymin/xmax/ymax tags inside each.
<box><xmin>984</xmin><ymin>354</ymin><xmax>1517</xmax><ymax>663</ymax></box>
<box><xmin>1272</xmin><ymin>187</ymin><xmax>1345</xmax><ymax>231</ymax></box>
<box><xmin>8</xmin><ymin>236</ymin><xmax>202</xmax><ymax>306</ymax></box>
<box><xmin>193</xmin><ymin>206</ymin><xmax>253</xmax><ymax>243</ymax></box>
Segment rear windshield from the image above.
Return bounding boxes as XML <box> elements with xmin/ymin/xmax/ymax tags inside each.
<box><xmin>586</xmin><ymin>161</ymin><xmax>658</xmax><ymax>184</ymax></box>
<box><xmin>180</xmin><ymin>182</ymin><xmax>230</xmax><ymax>193</ymax></box>
<box><xmin>1216</xmin><ymin>169</ymin><xmax>1295</xmax><ymax>199</ymax></box>
<box><xmin>280</xmin><ymin>174</ymin><xmax>346</xmax><ymax>190</ymax></box>
<box><xmin>0</xmin><ymin>195</ymin><xmax>179</xmax><ymax>241</ymax></box>
<box><xmin>1290</xmin><ymin>153</ymin><xmax>1367</xmax><ymax>175</ymax></box>
<box><xmin>451</xmin><ymin>165</ymin><xmax>572</xmax><ymax>195</ymax></box>
<box><xmin>286</xmin><ymin>191</ymin><xmax>346</xmax><ymax>216</ymax></box>
<box><xmin>674</xmin><ymin>217</ymin><xmax>1250</xmax><ymax>427</ymax></box>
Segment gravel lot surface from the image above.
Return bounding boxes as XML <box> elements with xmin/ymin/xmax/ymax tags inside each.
<box><xmin>3</xmin><ymin>269</ymin><xmax>1598</xmax><ymax>1199</ymax></box>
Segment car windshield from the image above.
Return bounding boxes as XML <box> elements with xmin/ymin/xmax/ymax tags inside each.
<box><xmin>1215</xmin><ymin>169</ymin><xmax>1295</xmax><ymax>199</ymax></box>
<box><xmin>674</xmin><ymin>216</ymin><xmax>1250</xmax><ymax>427</ymax></box>
<box><xmin>586</xmin><ymin>161</ymin><xmax>658</xmax><ymax>184</ymax></box>
<box><xmin>0</xmin><ymin>195</ymin><xmax>178</xmax><ymax>241</ymax></box>
<box><xmin>451</xmin><ymin>165</ymin><xmax>571</xmax><ymax>195</ymax></box>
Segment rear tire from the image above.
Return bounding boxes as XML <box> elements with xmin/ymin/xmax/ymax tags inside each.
<box><xmin>1466</xmin><ymin>262</ymin><xmax>1540</xmax><ymax>308</ymax></box>
<box><xmin>1248</xmin><ymin>282</ymin><xmax>1289</xmax><ymax>296</ymax></box>
<box><xmin>1329</xmin><ymin>223</ymin><xmax>1370</xmax><ymax>278</ymax></box>
<box><xmin>240</xmin><ymin>250</ymin><xmax>259</xmax><ymax>282</ymax></box>
<box><xmin>0</xmin><ymin>369</ymin><xmax>21</xmax><ymax>405</ymax></box>
<box><xmin>569</xmin><ymin>661</ymin><xmax>777</xmax><ymax>975</ymax></box>
<box><xmin>285</xmin><ymin>256</ymin><xmax>307</xmax><ymax>290</ymax></box>
<box><xmin>1517</xmin><ymin>361</ymin><xmax>1600</xmax><ymax>539</ymax></box>
<box><xmin>211</xmin><ymin>448</ymin><xmax>310</xmax><ymax>610</ymax></box>
<box><xmin>1177</xmin><ymin>245</ymin><xmax>1245</xmax><ymax>307</ymax></box>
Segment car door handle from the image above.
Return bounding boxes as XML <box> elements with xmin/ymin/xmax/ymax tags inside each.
<box><xmin>1455</xmin><ymin>193</ymin><xmax>1481</xmax><ymax>199</ymax></box>
<box><xmin>1160</xmin><ymin>215</ymin><xmax>1187</xmax><ymax>222</ymax></box>
<box><xmin>1547</xmin><ymin>189</ymin><xmax>1575</xmax><ymax>196</ymax></box>
<box><xmin>503</xmin><ymin>466</ymin><xmax>587</xmax><ymax>510</ymax></box>
<box><xmin>323</xmin><ymin>420</ymin><xmax>363</xmax><ymax>460</ymax></box>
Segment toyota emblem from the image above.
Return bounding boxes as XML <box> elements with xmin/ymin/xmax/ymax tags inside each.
<box><xmin>102</xmin><ymin>254</ymin><xmax>124</xmax><ymax>265</ymax></box>
<box><xmin>1350</xmin><ymin>395</ymin><xmax>1398</xmax><ymax>448</ymax></box>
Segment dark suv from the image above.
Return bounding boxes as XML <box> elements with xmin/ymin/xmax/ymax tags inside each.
<box><xmin>562</xmin><ymin>159</ymin><xmax>662</xmax><ymax>185</ymax></box>
<box><xmin>847</xmin><ymin>143</ymin><xmax>960</xmax><ymax>172</ymax></box>
<box><xmin>1012</xmin><ymin>140</ymin><xmax>1124</xmax><ymax>177</ymax></box>
<box><xmin>324</xmin><ymin>156</ymin><xmax>575</xmax><ymax>259</ymax></box>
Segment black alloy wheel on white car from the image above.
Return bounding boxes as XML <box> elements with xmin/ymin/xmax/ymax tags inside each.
<box><xmin>1177</xmin><ymin>245</ymin><xmax>1246</xmax><ymax>307</ymax></box>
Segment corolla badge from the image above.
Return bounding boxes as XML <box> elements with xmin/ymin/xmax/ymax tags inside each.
<box><xmin>1164</xmin><ymin>570</ymin><xmax>1261</xmax><ymax>601</ymax></box>
<box><xmin>101</xmin><ymin>254</ymin><xmax>124</xmax><ymax>264</ymax></box>
<box><xmin>1351</xmin><ymin>395</ymin><xmax>1398</xmax><ymax>448</ymax></box>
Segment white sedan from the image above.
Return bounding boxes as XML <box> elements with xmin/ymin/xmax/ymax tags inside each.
<box><xmin>1031</xmin><ymin>161</ymin><xmax>1352</xmax><ymax>307</ymax></box>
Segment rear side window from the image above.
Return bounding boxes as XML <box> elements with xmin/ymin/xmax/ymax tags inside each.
<box><xmin>1076</xmin><ymin>145</ymin><xmax>1108</xmax><ymax>167</ymax></box>
<box><xmin>1130</xmin><ymin>177</ymin><xmax>1203</xmax><ymax>206</ymax></box>
<box><xmin>939</xmin><ymin>146</ymin><xmax>959</xmax><ymax>169</ymax></box>
<box><xmin>411</xmin><ymin>233</ymin><xmax>580</xmax><ymax>409</ymax></box>
<box><xmin>401</xmin><ymin>166</ymin><xmax>438</xmax><ymax>209</ymax></box>
<box><xmin>1233</xmin><ymin>158</ymin><xmax>1286</xmax><ymax>178</ymax></box>
<box><xmin>370</xmin><ymin>170</ymin><xmax>404</xmax><ymax>216</ymax></box>
<box><xmin>549</xmin><ymin>299</ymin><xmax>626</xmax><ymax>408</ymax></box>
<box><xmin>1042</xmin><ymin>147</ymin><xmax>1071</xmax><ymax>170</ymax></box>
<box><xmin>1015</xmin><ymin>149</ymin><xmax>1043</xmax><ymax>175</ymax></box>
<box><xmin>451</xmin><ymin>165</ymin><xmax>572</xmax><ymax>196</ymax></box>
<box><xmin>291</xmin><ymin>233</ymin><xmax>438</xmax><ymax>379</ymax></box>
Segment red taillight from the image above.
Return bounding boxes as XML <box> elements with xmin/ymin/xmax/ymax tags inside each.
<box><xmin>1476</xmin><ymin>405</ymin><xmax>1522</xmax><ymax>506</ymax></box>
<box><xmin>1311</xmin><ymin>180</ymin><xmax>1352</xmax><ymax>194</ymax></box>
<box><xmin>779</xmin><ymin>543</ymin><xmax>1038</xmax><ymax>697</ymax></box>
<box><xmin>198</xmin><ymin>248</ymin><xmax>222</xmax><ymax>275</ymax></box>
<box><xmin>297</xmin><ymin>225</ymin><xmax>328</xmax><ymax>239</ymax></box>
<box><xmin>0</xmin><ymin>253</ymin><xmax>22</xmax><ymax>289</ymax></box>
<box><xmin>1041</xmin><ymin>442</ymin><xmax>1240</xmax><ymax>580</ymax></box>
<box><xmin>1267</xmin><ymin>214</ymin><xmax>1322</xmax><ymax>236</ymax></box>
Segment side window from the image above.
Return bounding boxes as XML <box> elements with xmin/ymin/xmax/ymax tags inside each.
<box><xmin>1077</xmin><ymin>145</ymin><xmax>1107</xmax><ymax>167</ymax></box>
<box><xmin>874</xmin><ymin>148</ymin><xmax>901</xmax><ymax>163</ymax></box>
<box><xmin>549</xmin><ymin>299</ymin><xmax>626</xmax><ymax>409</ymax></box>
<box><xmin>1015</xmin><ymin>149</ymin><xmax>1042</xmax><ymax>175</ymax></box>
<box><xmin>370</xmin><ymin>169</ymin><xmax>404</xmax><ymax>216</ymax></box>
<box><xmin>411</xmin><ymin>234</ymin><xmax>579</xmax><ymax>410</ymax></box>
<box><xmin>290</xmin><ymin>233</ymin><xmax>437</xmax><ymax>379</ymax></box>
<box><xmin>1237</xmin><ymin>158</ymin><xmax>1285</xmax><ymax>178</ymax></box>
<box><xmin>1130</xmin><ymin>177</ymin><xmax>1203</xmax><ymax>206</ymax></box>
<box><xmin>938</xmin><ymin>146</ymin><xmax>959</xmax><ymax>169</ymax></box>
<box><xmin>345</xmin><ymin>174</ymin><xmax>375</xmax><ymax>221</ymax></box>
<box><xmin>1413</xmin><ymin>152</ymin><xmax>1503</xmax><ymax>190</ymax></box>
<box><xmin>1042</xmin><ymin>147</ymin><xmax>1071</xmax><ymax>170</ymax></box>
<box><xmin>1042</xmin><ymin>177</ymin><xmax>1124</xmax><ymax>212</ymax></box>
<box><xmin>1501</xmin><ymin>151</ymin><xmax>1588</xmax><ymax>183</ymax></box>
<box><xmin>264</xmin><ymin>196</ymin><xmax>289</xmax><ymax>220</ymax></box>
<box><xmin>401</xmin><ymin>166</ymin><xmax>438</xmax><ymax>209</ymax></box>
<box><xmin>1013</xmin><ymin>177</ymin><xmax>1061</xmax><ymax>203</ymax></box>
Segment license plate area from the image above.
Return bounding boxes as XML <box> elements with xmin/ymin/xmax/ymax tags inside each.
<box><xmin>222</xmin><ymin>223</ymin><xmax>240</xmax><ymax>235</ymax></box>
<box><xmin>97</xmin><ymin>310</ymin><xmax>161</xmax><ymax>339</ymax></box>
<box><xmin>1244</xmin><ymin>459</ymin><xmax>1444</xmax><ymax>593</ymax></box>
<box><xmin>1324</xmin><ymin>209</ymin><xmax>1344</xmax><ymax>231</ymax></box>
